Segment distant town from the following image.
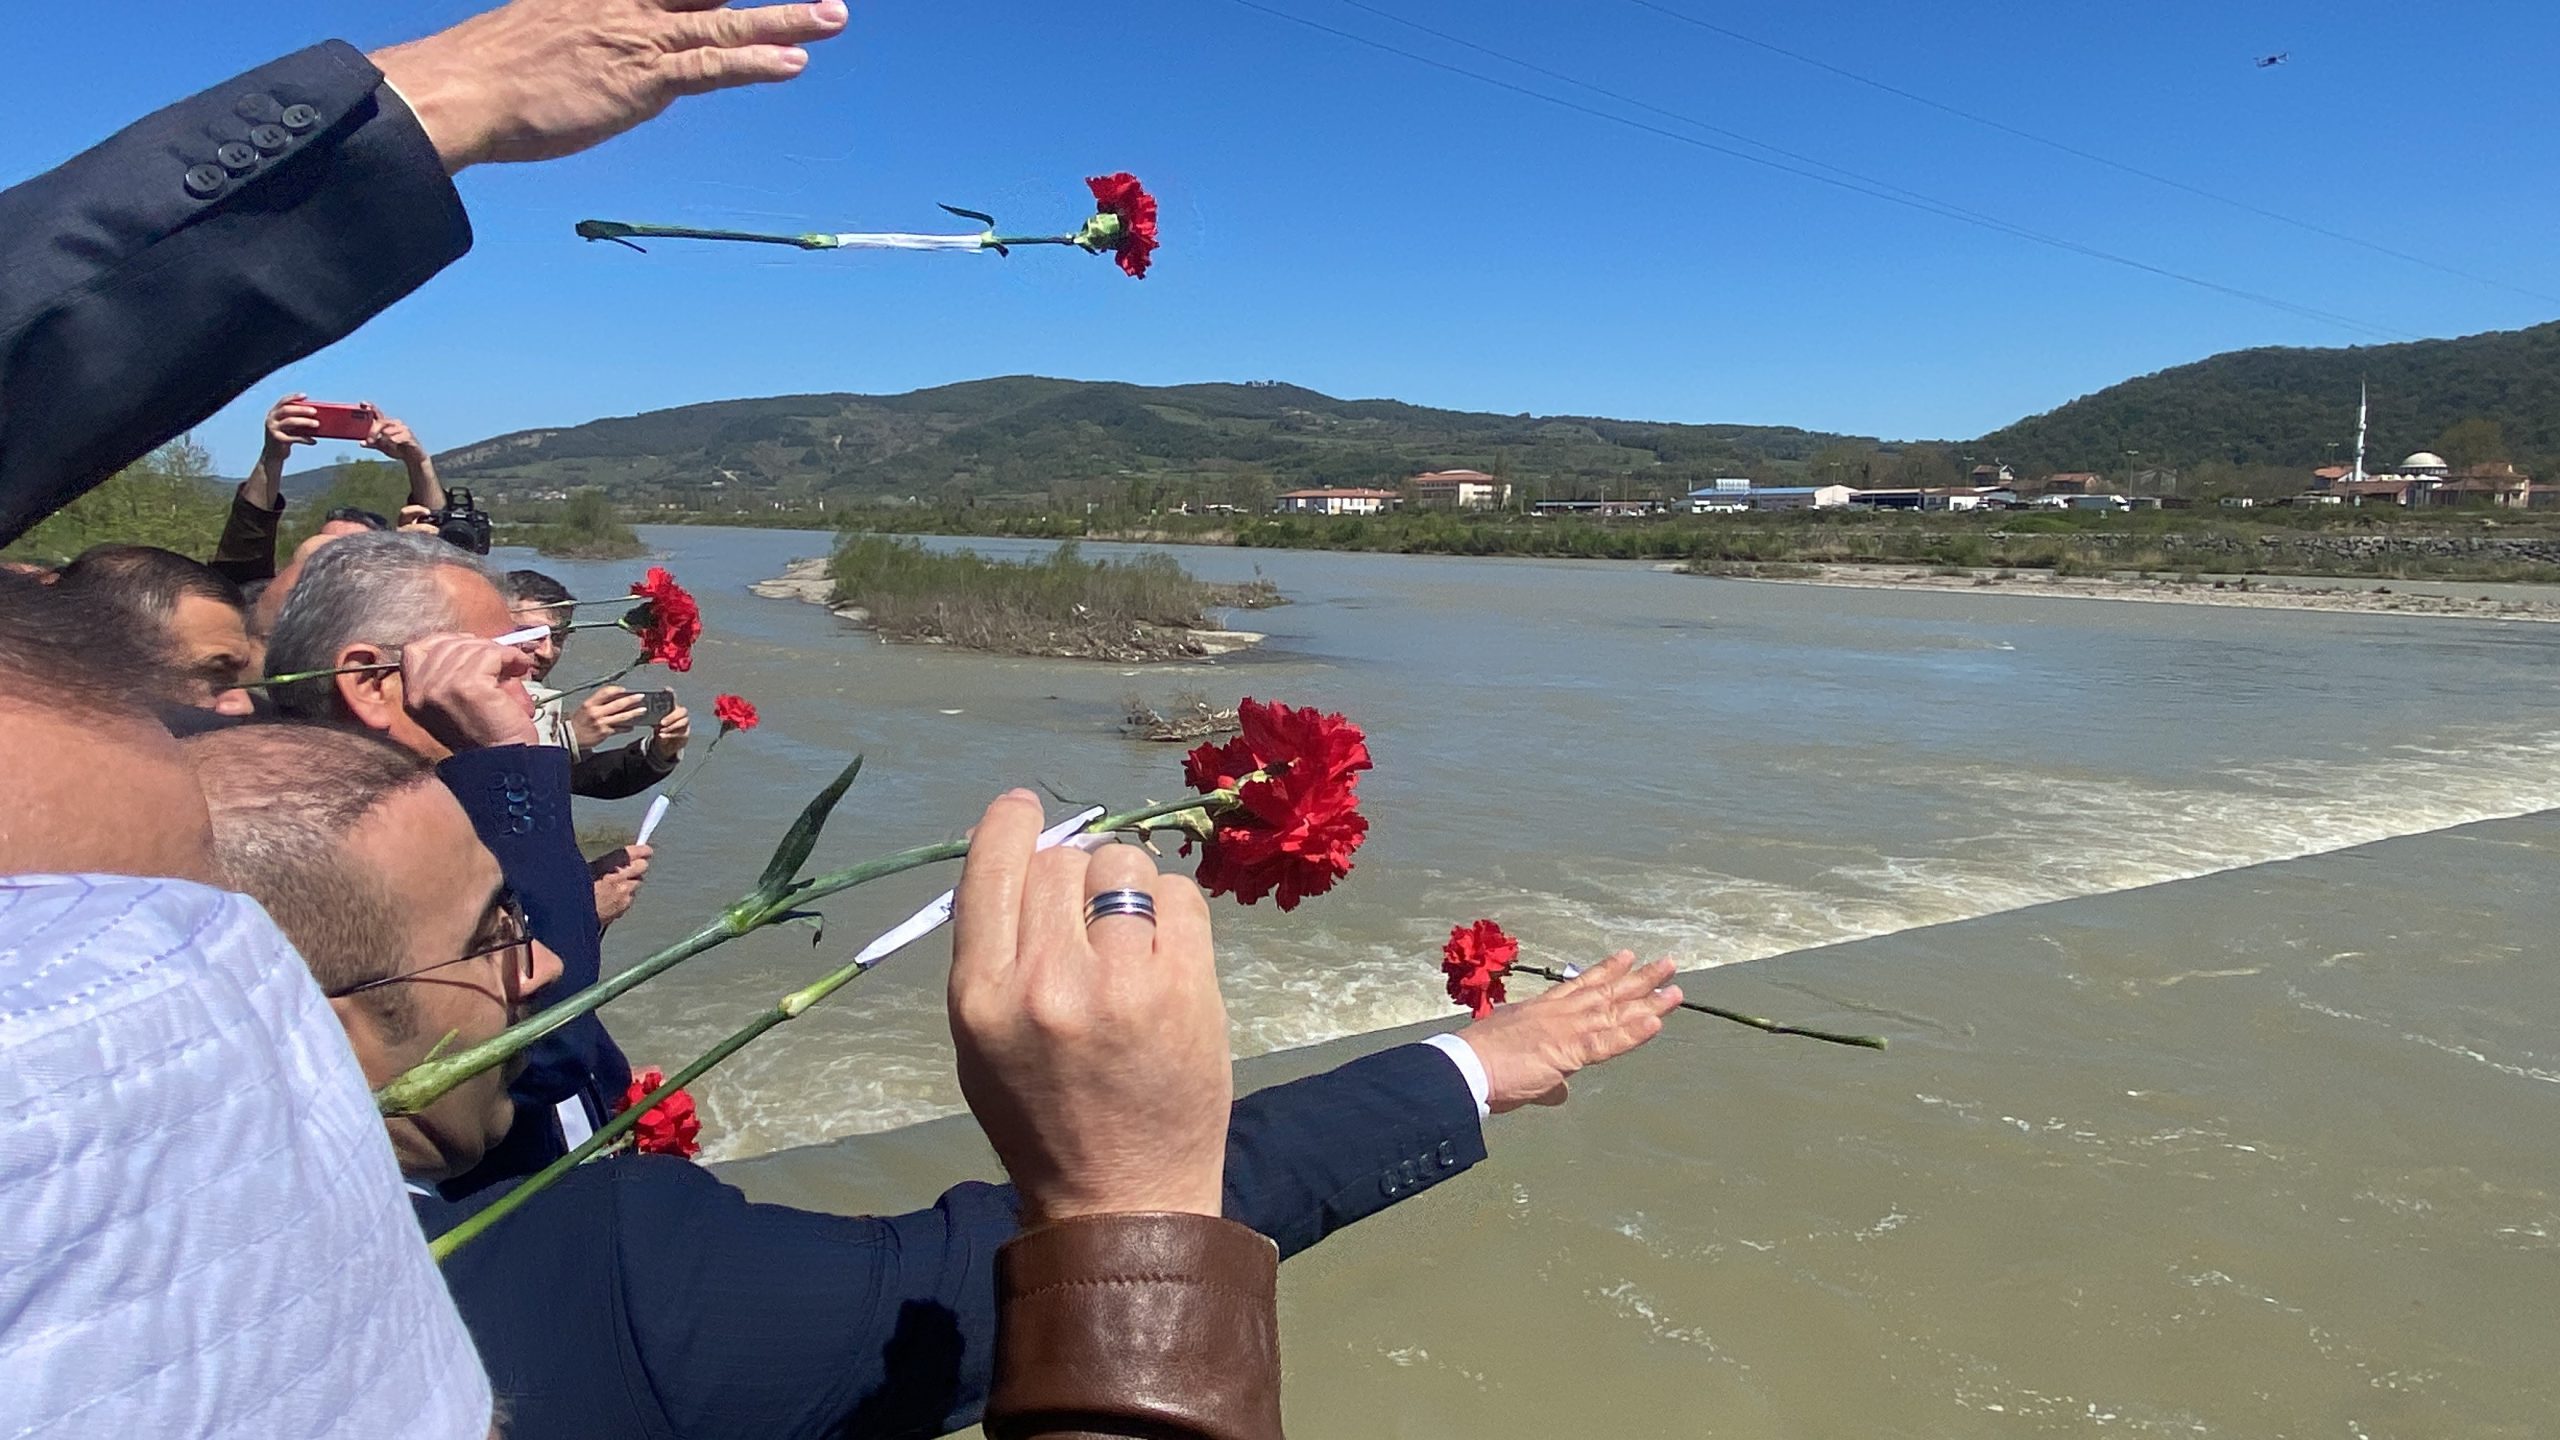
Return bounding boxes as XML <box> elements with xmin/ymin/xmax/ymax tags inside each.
<box><xmin>1257</xmin><ymin>456</ymin><xmax>2549</xmax><ymax>521</ymax></box>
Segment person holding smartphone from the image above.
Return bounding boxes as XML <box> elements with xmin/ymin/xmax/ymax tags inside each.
<box><xmin>210</xmin><ymin>395</ymin><xmax>450</xmax><ymax>585</ymax></box>
<box><xmin>503</xmin><ymin>569</ymin><xmax>691</xmax><ymax>801</ymax></box>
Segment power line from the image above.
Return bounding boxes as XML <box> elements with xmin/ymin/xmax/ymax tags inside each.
<box><xmin>1220</xmin><ymin>0</ymin><xmax>2409</xmax><ymax>341</ymax></box>
<box><xmin>1621</xmin><ymin>0</ymin><xmax>2560</xmax><ymax>308</ymax></box>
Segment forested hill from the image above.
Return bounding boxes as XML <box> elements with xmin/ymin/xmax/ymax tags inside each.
<box><xmin>287</xmin><ymin>377</ymin><xmax>1866</xmax><ymax>507</ymax></box>
<box><xmin>1978</xmin><ymin>320</ymin><xmax>2560</xmax><ymax>475</ymax></box>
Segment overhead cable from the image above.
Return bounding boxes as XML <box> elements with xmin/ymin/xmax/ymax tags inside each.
<box><xmin>1223</xmin><ymin>0</ymin><xmax>2409</xmax><ymax>341</ymax></box>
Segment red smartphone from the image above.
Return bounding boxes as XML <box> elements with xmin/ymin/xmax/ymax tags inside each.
<box><xmin>305</xmin><ymin>401</ymin><xmax>378</xmax><ymax>442</ymax></box>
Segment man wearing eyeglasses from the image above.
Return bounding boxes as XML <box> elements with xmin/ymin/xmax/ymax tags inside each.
<box><xmin>191</xmin><ymin>723</ymin><xmax>567</xmax><ymax>1181</ymax></box>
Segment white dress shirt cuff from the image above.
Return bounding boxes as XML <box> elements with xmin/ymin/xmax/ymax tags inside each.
<box><xmin>1422</xmin><ymin>1032</ymin><xmax>1493</xmax><ymax>1120</ymax></box>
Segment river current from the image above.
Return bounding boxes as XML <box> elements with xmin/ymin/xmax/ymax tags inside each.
<box><xmin>512</xmin><ymin>526</ymin><xmax>2558</xmax><ymax>1436</ymax></box>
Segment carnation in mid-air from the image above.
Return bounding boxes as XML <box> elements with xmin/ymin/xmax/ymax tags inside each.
<box><xmin>574</xmin><ymin>172</ymin><xmax>1161</xmax><ymax>278</ymax></box>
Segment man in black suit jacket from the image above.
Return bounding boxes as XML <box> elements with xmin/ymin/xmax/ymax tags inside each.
<box><xmin>0</xmin><ymin>0</ymin><xmax>853</xmax><ymax>544</ymax></box>
<box><xmin>193</xmin><ymin>729</ymin><xmax>1685</xmax><ymax>1439</ymax></box>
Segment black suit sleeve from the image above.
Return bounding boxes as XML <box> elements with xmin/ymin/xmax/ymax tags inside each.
<box><xmin>570</xmin><ymin>739</ymin><xmax>678</xmax><ymax>800</ymax></box>
<box><xmin>0</xmin><ymin>41</ymin><xmax>471</xmax><ymax>543</ymax></box>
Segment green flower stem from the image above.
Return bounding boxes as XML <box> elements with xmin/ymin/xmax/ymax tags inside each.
<box><xmin>653</xmin><ymin>729</ymin><xmax>729</xmax><ymax>807</ymax></box>
<box><xmin>548</xmin><ymin>661</ymin><xmax>644</xmax><ymax>702</ymax></box>
<box><xmin>429</xmin><ymin>948</ymin><xmax>880</xmax><ymax>1262</ymax></box>
<box><xmin>510</xmin><ymin>595</ymin><xmax>646</xmax><ymax>614</ymax></box>
<box><xmin>242</xmin><ymin>660</ymin><xmax>396</xmax><ymax>688</ymax></box>
<box><xmin>1510</xmin><ymin>962</ymin><xmax>1888</xmax><ymax>1051</ymax></box>
<box><xmin>578</xmin><ymin>219</ymin><xmax>837</xmax><ymax>249</ymax></box>
<box><xmin>376</xmin><ymin>778</ymin><xmax>1239</xmax><ymax>1118</ymax></box>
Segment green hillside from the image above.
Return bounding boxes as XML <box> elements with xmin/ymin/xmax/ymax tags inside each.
<box><xmin>1979</xmin><ymin>321</ymin><xmax>2560</xmax><ymax>476</ymax></box>
<box><xmin>288</xmin><ymin>377</ymin><xmax>1867</xmax><ymax>509</ymax></box>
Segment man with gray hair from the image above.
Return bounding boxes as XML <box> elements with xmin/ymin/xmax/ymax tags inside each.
<box><xmin>263</xmin><ymin>531</ymin><xmax>634</xmax><ymax>1192</ymax></box>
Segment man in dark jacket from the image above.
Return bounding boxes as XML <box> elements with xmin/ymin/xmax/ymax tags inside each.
<box><xmin>0</xmin><ymin>0</ymin><xmax>851</xmax><ymax>544</ymax></box>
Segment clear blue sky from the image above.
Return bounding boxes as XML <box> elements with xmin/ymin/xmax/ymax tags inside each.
<box><xmin>8</xmin><ymin>0</ymin><xmax>2555</xmax><ymax>474</ymax></box>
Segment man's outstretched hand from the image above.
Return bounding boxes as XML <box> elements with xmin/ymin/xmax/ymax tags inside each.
<box><xmin>372</xmin><ymin>0</ymin><xmax>851</xmax><ymax>174</ymax></box>
<box><xmin>1460</xmin><ymin>951</ymin><xmax>1683</xmax><ymax>1114</ymax></box>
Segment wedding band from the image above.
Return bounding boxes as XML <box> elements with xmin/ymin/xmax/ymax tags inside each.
<box><xmin>1083</xmin><ymin>888</ymin><xmax>1158</xmax><ymax>927</ymax></box>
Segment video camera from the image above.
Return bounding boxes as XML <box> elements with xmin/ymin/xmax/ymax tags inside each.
<box><xmin>430</xmin><ymin>487</ymin><xmax>493</xmax><ymax>555</ymax></box>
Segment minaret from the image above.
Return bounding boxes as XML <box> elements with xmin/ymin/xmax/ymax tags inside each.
<box><xmin>2351</xmin><ymin>381</ymin><xmax>2368</xmax><ymax>485</ymax></box>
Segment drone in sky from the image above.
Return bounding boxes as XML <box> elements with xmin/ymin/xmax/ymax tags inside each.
<box><xmin>2256</xmin><ymin>52</ymin><xmax>2289</xmax><ymax>68</ymax></box>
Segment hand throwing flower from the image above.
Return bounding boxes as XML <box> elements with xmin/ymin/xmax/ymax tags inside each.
<box><xmin>1431</xmin><ymin>921</ymin><xmax>1889</xmax><ymax>1048</ymax></box>
<box><xmin>619</xmin><ymin>1067</ymin><xmax>702</xmax><ymax>1158</ymax></box>
<box><xmin>1442</xmin><ymin>919</ymin><xmax>1518</xmax><ymax>1019</ymax></box>
<box><xmin>1179</xmin><ymin>698</ymin><xmax>1371</xmax><ymax>910</ymax></box>
<box><xmin>575</xmin><ymin>173</ymin><xmax>1162</xmax><ymax>280</ymax></box>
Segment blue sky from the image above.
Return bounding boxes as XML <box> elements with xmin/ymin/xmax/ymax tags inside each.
<box><xmin>8</xmin><ymin>0</ymin><xmax>2555</xmax><ymax>473</ymax></box>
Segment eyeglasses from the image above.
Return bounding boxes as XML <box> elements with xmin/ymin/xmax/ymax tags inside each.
<box><xmin>327</xmin><ymin>892</ymin><xmax>536</xmax><ymax>999</ymax></box>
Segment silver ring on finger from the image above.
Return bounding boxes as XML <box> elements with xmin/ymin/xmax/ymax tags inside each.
<box><xmin>1082</xmin><ymin>888</ymin><xmax>1158</xmax><ymax>928</ymax></box>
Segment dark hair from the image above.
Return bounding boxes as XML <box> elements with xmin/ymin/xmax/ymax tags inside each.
<box><xmin>502</xmin><ymin>569</ymin><xmax>574</xmax><ymax>609</ymax></box>
<box><xmin>0</xmin><ymin>568</ymin><xmax>181</xmax><ymax>719</ymax></box>
<box><xmin>52</xmin><ymin>544</ymin><xmax>247</xmax><ymax>622</ymax></box>
<box><xmin>323</xmin><ymin>506</ymin><xmax>391</xmax><ymax>531</ymax></box>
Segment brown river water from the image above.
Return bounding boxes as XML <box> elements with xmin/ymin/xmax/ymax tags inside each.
<box><xmin>510</xmin><ymin>527</ymin><xmax>2559</xmax><ymax>1437</ymax></box>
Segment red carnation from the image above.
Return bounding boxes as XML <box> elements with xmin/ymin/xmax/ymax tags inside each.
<box><xmin>1441</xmin><ymin>919</ymin><xmax>1518</xmax><ymax>1019</ymax></box>
<box><xmin>626</xmin><ymin>568</ymin><xmax>703</xmax><ymax>673</ymax></box>
<box><xmin>619</xmin><ymin>1067</ymin><xmax>702</xmax><ymax>1158</ymax></box>
<box><xmin>1085</xmin><ymin>172</ymin><xmax>1159</xmax><ymax>279</ymax></box>
<box><xmin>1180</xmin><ymin>698</ymin><xmax>1371</xmax><ymax>911</ymax></box>
<box><xmin>712</xmin><ymin>694</ymin><xmax>760</xmax><ymax>733</ymax></box>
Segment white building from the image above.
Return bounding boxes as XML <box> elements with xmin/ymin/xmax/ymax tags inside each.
<box><xmin>1275</xmin><ymin>487</ymin><xmax>1401</xmax><ymax>516</ymax></box>
<box><xmin>1409</xmin><ymin>469</ymin><xmax>1511</xmax><ymax>509</ymax></box>
<box><xmin>1741</xmin><ymin>485</ymin><xmax>1856</xmax><ymax>511</ymax></box>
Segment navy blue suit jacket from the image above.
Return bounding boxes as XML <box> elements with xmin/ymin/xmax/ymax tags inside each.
<box><xmin>0</xmin><ymin>42</ymin><xmax>471</xmax><ymax>543</ymax></box>
<box><xmin>439</xmin><ymin>745</ymin><xmax>634</xmax><ymax>1193</ymax></box>
<box><xmin>417</xmin><ymin>1041</ymin><xmax>1487</xmax><ymax>1440</ymax></box>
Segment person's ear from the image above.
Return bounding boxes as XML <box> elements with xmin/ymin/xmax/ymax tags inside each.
<box><xmin>333</xmin><ymin>644</ymin><xmax>401</xmax><ymax>734</ymax></box>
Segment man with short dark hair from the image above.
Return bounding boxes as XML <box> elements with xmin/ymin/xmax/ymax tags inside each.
<box><xmin>49</xmin><ymin>543</ymin><xmax>257</xmax><ymax>717</ymax></box>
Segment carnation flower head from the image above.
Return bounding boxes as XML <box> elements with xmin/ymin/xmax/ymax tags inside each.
<box><xmin>1179</xmin><ymin>698</ymin><xmax>1371</xmax><ymax>910</ymax></box>
<box><xmin>626</xmin><ymin>568</ymin><xmax>703</xmax><ymax>672</ymax></box>
<box><xmin>620</xmin><ymin>1067</ymin><xmax>702</xmax><ymax>1158</ymax></box>
<box><xmin>1084</xmin><ymin>172</ymin><xmax>1159</xmax><ymax>279</ymax></box>
<box><xmin>1441</xmin><ymin>919</ymin><xmax>1518</xmax><ymax>1019</ymax></box>
<box><xmin>712</xmin><ymin>694</ymin><xmax>759</xmax><ymax>733</ymax></box>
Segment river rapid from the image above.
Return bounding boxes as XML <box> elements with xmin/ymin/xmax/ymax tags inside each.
<box><xmin>511</xmin><ymin>526</ymin><xmax>2559</xmax><ymax>1437</ymax></box>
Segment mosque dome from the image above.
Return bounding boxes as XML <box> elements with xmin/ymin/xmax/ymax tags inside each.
<box><xmin>2400</xmin><ymin>451</ymin><xmax>2450</xmax><ymax>473</ymax></box>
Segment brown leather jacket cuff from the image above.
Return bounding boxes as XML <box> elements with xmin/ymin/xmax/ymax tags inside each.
<box><xmin>988</xmin><ymin>1212</ymin><xmax>1283</xmax><ymax>1440</ymax></box>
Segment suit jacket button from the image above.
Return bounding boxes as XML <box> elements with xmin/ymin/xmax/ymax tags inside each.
<box><xmin>1437</xmin><ymin>1140</ymin><xmax>1457</xmax><ymax>1168</ymax></box>
<box><xmin>234</xmin><ymin>93</ymin><xmax>281</xmax><ymax>123</ymax></box>
<box><xmin>183</xmin><ymin>164</ymin><xmax>226</xmax><ymax>199</ymax></box>
<box><xmin>279</xmin><ymin>102</ymin><xmax>320</xmax><ymax>133</ymax></box>
<box><xmin>1379</xmin><ymin>1173</ymin><xmax>1403</xmax><ymax>1198</ymax></box>
<box><xmin>216</xmin><ymin>142</ymin><xmax>258</xmax><ymax>173</ymax></box>
<box><xmin>249</xmin><ymin>123</ymin><xmax>289</xmax><ymax>153</ymax></box>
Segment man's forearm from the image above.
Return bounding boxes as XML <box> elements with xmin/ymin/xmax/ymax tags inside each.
<box><xmin>244</xmin><ymin>443</ymin><xmax>288</xmax><ymax>511</ymax></box>
<box><xmin>405</xmin><ymin>451</ymin><xmax>445</xmax><ymax>510</ymax></box>
<box><xmin>0</xmin><ymin>42</ymin><xmax>472</xmax><ymax>544</ymax></box>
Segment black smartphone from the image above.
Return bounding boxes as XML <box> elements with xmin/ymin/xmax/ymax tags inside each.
<box><xmin>638</xmin><ymin>689</ymin><xmax>677</xmax><ymax>728</ymax></box>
